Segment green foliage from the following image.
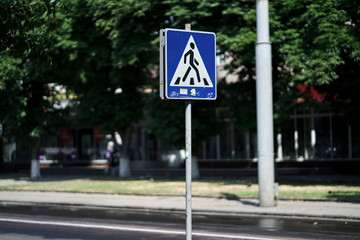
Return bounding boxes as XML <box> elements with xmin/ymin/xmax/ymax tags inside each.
<box><xmin>273</xmin><ymin>0</ymin><xmax>359</xmax><ymax>85</ymax></box>
<box><xmin>164</xmin><ymin>0</ymin><xmax>360</xmax><ymax>132</ymax></box>
<box><xmin>164</xmin><ymin>0</ymin><xmax>257</xmax><ymax>133</ymax></box>
<box><xmin>65</xmin><ymin>0</ymin><xmax>169</xmax><ymax>134</ymax></box>
<box><xmin>147</xmin><ymin>93</ymin><xmax>223</xmax><ymax>148</ymax></box>
<box><xmin>147</xmin><ymin>97</ymin><xmax>185</xmax><ymax>148</ymax></box>
<box><xmin>271</xmin><ymin>0</ymin><xmax>360</xmax><ymax>123</ymax></box>
<box><xmin>0</xmin><ymin>0</ymin><xmax>69</xmax><ymax>142</ymax></box>
<box><xmin>1</xmin><ymin>0</ymin><xmax>359</xmax><ymax>151</ymax></box>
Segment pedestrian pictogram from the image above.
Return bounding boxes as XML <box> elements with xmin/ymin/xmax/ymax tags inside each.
<box><xmin>170</xmin><ymin>36</ymin><xmax>213</xmax><ymax>88</ymax></box>
<box><xmin>160</xmin><ymin>28</ymin><xmax>216</xmax><ymax>100</ymax></box>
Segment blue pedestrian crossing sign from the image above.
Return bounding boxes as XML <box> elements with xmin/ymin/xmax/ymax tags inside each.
<box><xmin>159</xmin><ymin>29</ymin><xmax>216</xmax><ymax>100</ymax></box>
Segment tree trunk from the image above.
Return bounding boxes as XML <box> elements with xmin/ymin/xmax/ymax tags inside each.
<box><xmin>118</xmin><ymin>126</ymin><xmax>132</xmax><ymax>178</ymax></box>
<box><xmin>30</xmin><ymin>137</ymin><xmax>42</xmax><ymax>179</ymax></box>
<box><xmin>192</xmin><ymin>156</ymin><xmax>200</xmax><ymax>179</ymax></box>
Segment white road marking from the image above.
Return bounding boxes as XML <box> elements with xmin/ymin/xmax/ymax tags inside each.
<box><xmin>0</xmin><ymin>217</ymin><xmax>281</xmax><ymax>240</ymax></box>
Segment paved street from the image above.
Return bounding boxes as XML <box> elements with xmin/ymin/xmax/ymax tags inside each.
<box><xmin>1</xmin><ymin>188</ymin><xmax>360</xmax><ymax>239</ymax></box>
<box><xmin>1</xmin><ymin>169</ymin><xmax>360</xmax><ymax>239</ymax></box>
<box><xmin>0</xmin><ymin>209</ymin><xmax>359</xmax><ymax>240</ymax></box>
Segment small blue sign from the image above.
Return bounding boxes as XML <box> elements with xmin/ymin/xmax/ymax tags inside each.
<box><xmin>165</xmin><ymin>29</ymin><xmax>216</xmax><ymax>100</ymax></box>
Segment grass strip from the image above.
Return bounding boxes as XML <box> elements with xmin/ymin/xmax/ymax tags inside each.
<box><xmin>0</xmin><ymin>178</ymin><xmax>359</xmax><ymax>201</ymax></box>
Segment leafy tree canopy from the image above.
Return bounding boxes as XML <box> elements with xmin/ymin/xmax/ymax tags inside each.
<box><xmin>0</xmin><ymin>0</ymin><xmax>69</xmax><ymax>143</ymax></box>
<box><xmin>1</xmin><ymin>0</ymin><xmax>359</xmax><ymax>152</ymax></box>
<box><xmin>165</xmin><ymin>0</ymin><xmax>360</xmax><ymax>128</ymax></box>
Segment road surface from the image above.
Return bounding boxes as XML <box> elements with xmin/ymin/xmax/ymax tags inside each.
<box><xmin>1</xmin><ymin>204</ymin><xmax>360</xmax><ymax>240</ymax></box>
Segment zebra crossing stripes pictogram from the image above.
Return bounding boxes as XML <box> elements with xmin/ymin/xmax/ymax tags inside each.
<box><xmin>169</xmin><ymin>36</ymin><xmax>213</xmax><ymax>88</ymax></box>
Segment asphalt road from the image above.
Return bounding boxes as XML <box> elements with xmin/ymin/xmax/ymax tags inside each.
<box><xmin>0</xmin><ymin>205</ymin><xmax>360</xmax><ymax>240</ymax></box>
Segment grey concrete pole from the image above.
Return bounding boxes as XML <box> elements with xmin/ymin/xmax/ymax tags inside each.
<box><xmin>185</xmin><ymin>23</ymin><xmax>192</xmax><ymax>240</ymax></box>
<box><xmin>255</xmin><ymin>0</ymin><xmax>276</xmax><ymax>207</ymax></box>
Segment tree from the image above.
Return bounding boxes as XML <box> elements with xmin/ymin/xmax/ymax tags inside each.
<box><xmin>271</xmin><ymin>0</ymin><xmax>360</xmax><ymax>124</ymax></box>
<box><xmin>57</xmin><ymin>0</ymin><xmax>171</xmax><ymax>175</ymax></box>
<box><xmin>0</xmin><ymin>0</ymin><xmax>70</xmax><ymax>171</ymax></box>
<box><xmin>165</xmin><ymin>0</ymin><xmax>360</xmax><ymax>130</ymax></box>
<box><xmin>158</xmin><ymin>0</ymin><xmax>258</xmax><ymax>143</ymax></box>
<box><xmin>146</xmin><ymin>94</ymin><xmax>224</xmax><ymax>151</ymax></box>
<box><xmin>2</xmin><ymin>0</ymin><xmax>359</xmax><ymax>169</ymax></box>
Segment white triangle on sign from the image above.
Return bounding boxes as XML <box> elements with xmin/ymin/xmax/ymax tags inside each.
<box><xmin>170</xmin><ymin>35</ymin><xmax>213</xmax><ymax>88</ymax></box>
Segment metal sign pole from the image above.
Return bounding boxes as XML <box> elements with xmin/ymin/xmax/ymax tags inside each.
<box><xmin>185</xmin><ymin>23</ymin><xmax>192</xmax><ymax>240</ymax></box>
<box><xmin>185</xmin><ymin>99</ymin><xmax>192</xmax><ymax>240</ymax></box>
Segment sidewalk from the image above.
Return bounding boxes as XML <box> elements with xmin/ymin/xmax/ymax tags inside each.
<box><xmin>0</xmin><ymin>190</ymin><xmax>359</xmax><ymax>220</ymax></box>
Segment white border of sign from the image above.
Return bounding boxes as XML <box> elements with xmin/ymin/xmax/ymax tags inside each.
<box><xmin>159</xmin><ymin>29</ymin><xmax>165</xmax><ymax>99</ymax></box>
